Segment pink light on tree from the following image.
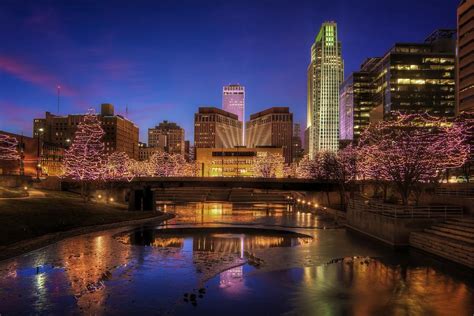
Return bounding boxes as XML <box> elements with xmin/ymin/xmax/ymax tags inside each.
<box><xmin>357</xmin><ymin>113</ymin><xmax>470</xmax><ymax>205</ymax></box>
<box><xmin>104</xmin><ymin>152</ymin><xmax>131</xmax><ymax>181</ymax></box>
<box><xmin>320</xmin><ymin>146</ymin><xmax>358</xmax><ymax>210</ymax></box>
<box><xmin>63</xmin><ymin>109</ymin><xmax>105</xmax><ymax>200</ymax></box>
<box><xmin>146</xmin><ymin>151</ymin><xmax>195</xmax><ymax>177</ymax></box>
<box><xmin>127</xmin><ymin>159</ymin><xmax>148</xmax><ymax>180</ymax></box>
<box><xmin>252</xmin><ymin>153</ymin><xmax>284</xmax><ymax>178</ymax></box>
<box><xmin>0</xmin><ymin>133</ymin><xmax>20</xmax><ymax>161</ymax></box>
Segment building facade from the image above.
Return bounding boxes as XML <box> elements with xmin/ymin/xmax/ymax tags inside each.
<box><xmin>138</xmin><ymin>142</ymin><xmax>161</xmax><ymax>161</ymax></box>
<box><xmin>339</xmin><ymin>58</ymin><xmax>379</xmax><ymax>143</ymax></box>
<box><xmin>307</xmin><ymin>21</ymin><xmax>344</xmax><ymax>157</ymax></box>
<box><xmin>341</xmin><ymin>30</ymin><xmax>457</xmax><ymax>142</ymax></box>
<box><xmin>246</xmin><ymin>107</ymin><xmax>293</xmax><ymax>163</ymax></box>
<box><xmin>369</xmin><ymin>30</ymin><xmax>456</xmax><ymax>121</ymax></box>
<box><xmin>457</xmin><ymin>0</ymin><xmax>474</xmax><ymax>113</ymax></box>
<box><xmin>148</xmin><ymin>121</ymin><xmax>185</xmax><ymax>155</ymax></box>
<box><xmin>292</xmin><ymin>123</ymin><xmax>304</xmax><ymax>162</ymax></box>
<box><xmin>194</xmin><ymin>107</ymin><xmax>243</xmax><ymax>151</ymax></box>
<box><xmin>195</xmin><ymin>147</ymin><xmax>283</xmax><ymax>177</ymax></box>
<box><xmin>0</xmin><ymin>131</ymin><xmax>64</xmax><ymax>177</ymax></box>
<box><xmin>222</xmin><ymin>84</ymin><xmax>245</xmax><ymax>143</ymax></box>
<box><xmin>33</xmin><ymin>104</ymin><xmax>139</xmax><ymax>159</ymax></box>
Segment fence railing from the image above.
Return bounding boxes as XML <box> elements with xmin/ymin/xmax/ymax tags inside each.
<box><xmin>434</xmin><ymin>186</ymin><xmax>474</xmax><ymax>198</ymax></box>
<box><xmin>350</xmin><ymin>198</ymin><xmax>463</xmax><ymax>219</ymax></box>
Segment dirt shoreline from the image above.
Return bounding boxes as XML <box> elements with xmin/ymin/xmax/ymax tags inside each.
<box><xmin>0</xmin><ymin>212</ymin><xmax>174</xmax><ymax>262</ymax></box>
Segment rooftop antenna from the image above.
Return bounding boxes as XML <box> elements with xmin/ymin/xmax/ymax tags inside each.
<box><xmin>57</xmin><ymin>85</ymin><xmax>61</xmax><ymax>115</ymax></box>
<box><xmin>125</xmin><ymin>104</ymin><xmax>129</xmax><ymax>117</ymax></box>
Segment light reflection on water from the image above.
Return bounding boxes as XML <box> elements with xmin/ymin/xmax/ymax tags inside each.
<box><xmin>0</xmin><ymin>202</ymin><xmax>472</xmax><ymax>315</ymax></box>
<box><xmin>162</xmin><ymin>202</ymin><xmax>331</xmax><ymax>229</ymax></box>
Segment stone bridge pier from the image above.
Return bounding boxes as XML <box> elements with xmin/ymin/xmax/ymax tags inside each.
<box><xmin>128</xmin><ymin>185</ymin><xmax>155</xmax><ymax>211</ymax></box>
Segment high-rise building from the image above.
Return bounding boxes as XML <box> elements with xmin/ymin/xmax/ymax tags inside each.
<box><xmin>369</xmin><ymin>29</ymin><xmax>456</xmax><ymax>121</ymax></box>
<box><xmin>148</xmin><ymin>120</ymin><xmax>185</xmax><ymax>155</ymax></box>
<box><xmin>292</xmin><ymin>123</ymin><xmax>304</xmax><ymax>162</ymax></box>
<box><xmin>223</xmin><ymin>84</ymin><xmax>245</xmax><ymax>142</ymax></box>
<box><xmin>339</xmin><ymin>58</ymin><xmax>379</xmax><ymax>143</ymax></box>
<box><xmin>194</xmin><ymin>107</ymin><xmax>242</xmax><ymax>151</ymax></box>
<box><xmin>307</xmin><ymin>21</ymin><xmax>344</xmax><ymax>157</ymax></box>
<box><xmin>33</xmin><ymin>103</ymin><xmax>139</xmax><ymax>159</ymax></box>
<box><xmin>341</xmin><ymin>30</ymin><xmax>457</xmax><ymax>142</ymax></box>
<box><xmin>246</xmin><ymin>107</ymin><xmax>293</xmax><ymax>163</ymax></box>
<box><xmin>457</xmin><ymin>0</ymin><xmax>474</xmax><ymax>113</ymax></box>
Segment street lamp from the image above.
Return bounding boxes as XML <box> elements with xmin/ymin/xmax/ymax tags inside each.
<box><xmin>36</xmin><ymin>128</ymin><xmax>44</xmax><ymax>180</ymax></box>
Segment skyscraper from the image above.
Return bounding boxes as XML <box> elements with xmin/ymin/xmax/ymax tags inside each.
<box><xmin>306</xmin><ymin>21</ymin><xmax>344</xmax><ymax>157</ymax></box>
<box><xmin>223</xmin><ymin>84</ymin><xmax>245</xmax><ymax>142</ymax></box>
<box><xmin>246</xmin><ymin>107</ymin><xmax>293</xmax><ymax>163</ymax></box>
<box><xmin>457</xmin><ymin>0</ymin><xmax>474</xmax><ymax>113</ymax></box>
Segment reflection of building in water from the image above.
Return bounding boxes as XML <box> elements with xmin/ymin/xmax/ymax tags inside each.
<box><xmin>219</xmin><ymin>265</ymin><xmax>244</xmax><ymax>291</ymax></box>
<box><xmin>301</xmin><ymin>257</ymin><xmax>472</xmax><ymax>315</ymax></box>
<box><xmin>195</xmin><ymin>203</ymin><xmax>233</xmax><ymax>216</ymax></box>
<box><xmin>151</xmin><ymin>238</ymin><xmax>184</xmax><ymax>248</ymax></box>
<box><xmin>192</xmin><ymin>234</ymin><xmax>307</xmax><ymax>254</ymax></box>
<box><xmin>59</xmin><ymin>235</ymin><xmax>130</xmax><ymax>313</ymax></box>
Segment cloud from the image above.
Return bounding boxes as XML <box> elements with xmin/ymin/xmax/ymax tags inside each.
<box><xmin>0</xmin><ymin>55</ymin><xmax>76</xmax><ymax>96</ymax></box>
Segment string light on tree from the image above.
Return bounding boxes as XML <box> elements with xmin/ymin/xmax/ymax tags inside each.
<box><xmin>63</xmin><ymin>109</ymin><xmax>105</xmax><ymax>181</ymax></box>
<box><xmin>0</xmin><ymin>134</ymin><xmax>20</xmax><ymax>161</ymax></box>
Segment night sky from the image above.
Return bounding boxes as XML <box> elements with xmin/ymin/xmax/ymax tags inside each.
<box><xmin>0</xmin><ymin>0</ymin><xmax>458</xmax><ymax>142</ymax></box>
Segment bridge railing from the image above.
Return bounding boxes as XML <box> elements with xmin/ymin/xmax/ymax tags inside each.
<box><xmin>350</xmin><ymin>198</ymin><xmax>463</xmax><ymax>219</ymax></box>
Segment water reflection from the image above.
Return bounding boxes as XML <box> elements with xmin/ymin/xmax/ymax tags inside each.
<box><xmin>117</xmin><ymin>227</ymin><xmax>312</xmax><ymax>255</ymax></box>
<box><xmin>163</xmin><ymin>202</ymin><xmax>333</xmax><ymax>229</ymax></box>
<box><xmin>194</xmin><ymin>256</ymin><xmax>473</xmax><ymax>316</ymax></box>
<box><xmin>0</xmin><ymin>202</ymin><xmax>472</xmax><ymax>315</ymax></box>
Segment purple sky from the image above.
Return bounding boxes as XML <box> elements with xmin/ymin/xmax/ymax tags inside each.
<box><xmin>0</xmin><ymin>0</ymin><xmax>458</xmax><ymax>142</ymax></box>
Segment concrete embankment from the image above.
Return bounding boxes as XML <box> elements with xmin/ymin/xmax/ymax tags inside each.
<box><xmin>0</xmin><ymin>213</ymin><xmax>174</xmax><ymax>262</ymax></box>
<box><xmin>410</xmin><ymin>218</ymin><xmax>474</xmax><ymax>268</ymax></box>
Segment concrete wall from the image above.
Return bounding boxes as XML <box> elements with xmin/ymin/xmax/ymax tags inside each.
<box><xmin>0</xmin><ymin>175</ymin><xmax>32</xmax><ymax>188</ymax></box>
<box><xmin>346</xmin><ymin>206</ymin><xmax>439</xmax><ymax>247</ymax></box>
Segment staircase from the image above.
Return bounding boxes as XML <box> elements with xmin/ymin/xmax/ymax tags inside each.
<box><xmin>410</xmin><ymin>218</ymin><xmax>474</xmax><ymax>268</ymax></box>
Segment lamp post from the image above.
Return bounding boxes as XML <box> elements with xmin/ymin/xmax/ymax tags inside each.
<box><xmin>36</xmin><ymin>127</ymin><xmax>44</xmax><ymax>180</ymax></box>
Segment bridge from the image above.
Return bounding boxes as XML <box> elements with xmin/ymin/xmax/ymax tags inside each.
<box><xmin>107</xmin><ymin>177</ymin><xmax>339</xmax><ymax>211</ymax></box>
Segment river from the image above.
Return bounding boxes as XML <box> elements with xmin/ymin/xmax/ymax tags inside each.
<box><xmin>0</xmin><ymin>202</ymin><xmax>472</xmax><ymax>315</ymax></box>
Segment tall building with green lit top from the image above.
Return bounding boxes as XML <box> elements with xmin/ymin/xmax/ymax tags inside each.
<box><xmin>306</xmin><ymin>21</ymin><xmax>344</xmax><ymax>157</ymax></box>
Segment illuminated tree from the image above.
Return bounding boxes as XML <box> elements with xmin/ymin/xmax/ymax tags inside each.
<box><xmin>283</xmin><ymin>162</ymin><xmax>297</xmax><ymax>178</ymax></box>
<box><xmin>127</xmin><ymin>159</ymin><xmax>148</xmax><ymax>180</ymax></box>
<box><xmin>358</xmin><ymin>113</ymin><xmax>469</xmax><ymax>205</ymax></box>
<box><xmin>63</xmin><ymin>109</ymin><xmax>105</xmax><ymax>200</ymax></box>
<box><xmin>320</xmin><ymin>146</ymin><xmax>358</xmax><ymax>210</ymax></box>
<box><xmin>455</xmin><ymin>112</ymin><xmax>474</xmax><ymax>183</ymax></box>
<box><xmin>103</xmin><ymin>152</ymin><xmax>131</xmax><ymax>181</ymax></box>
<box><xmin>0</xmin><ymin>134</ymin><xmax>20</xmax><ymax>161</ymax></box>
<box><xmin>296</xmin><ymin>153</ymin><xmax>329</xmax><ymax>180</ymax></box>
<box><xmin>146</xmin><ymin>152</ymin><xmax>195</xmax><ymax>177</ymax></box>
<box><xmin>252</xmin><ymin>153</ymin><xmax>284</xmax><ymax>178</ymax></box>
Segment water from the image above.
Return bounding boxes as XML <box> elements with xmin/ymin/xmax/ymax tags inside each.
<box><xmin>0</xmin><ymin>202</ymin><xmax>472</xmax><ymax>315</ymax></box>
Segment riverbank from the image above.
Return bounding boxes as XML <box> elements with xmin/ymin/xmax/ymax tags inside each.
<box><xmin>0</xmin><ymin>190</ymin><xmax>173</xmax><ymax>261</ymax></box>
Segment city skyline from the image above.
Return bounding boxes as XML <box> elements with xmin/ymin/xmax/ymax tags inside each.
<box><xmin>0</xmin><ymin>0</ymin><xmax>458</xmax><ymax>142</ymax></box>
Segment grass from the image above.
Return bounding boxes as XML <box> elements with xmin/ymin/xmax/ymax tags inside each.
<box><xmin>0</xmin><ymin>187</ymin><xmax>28</xmax><ymax>198</ymax></box>
<box><xmin>0</xmin><ymin>190</ymin><xmax>159</xmax><ymax>247</ymax></box>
